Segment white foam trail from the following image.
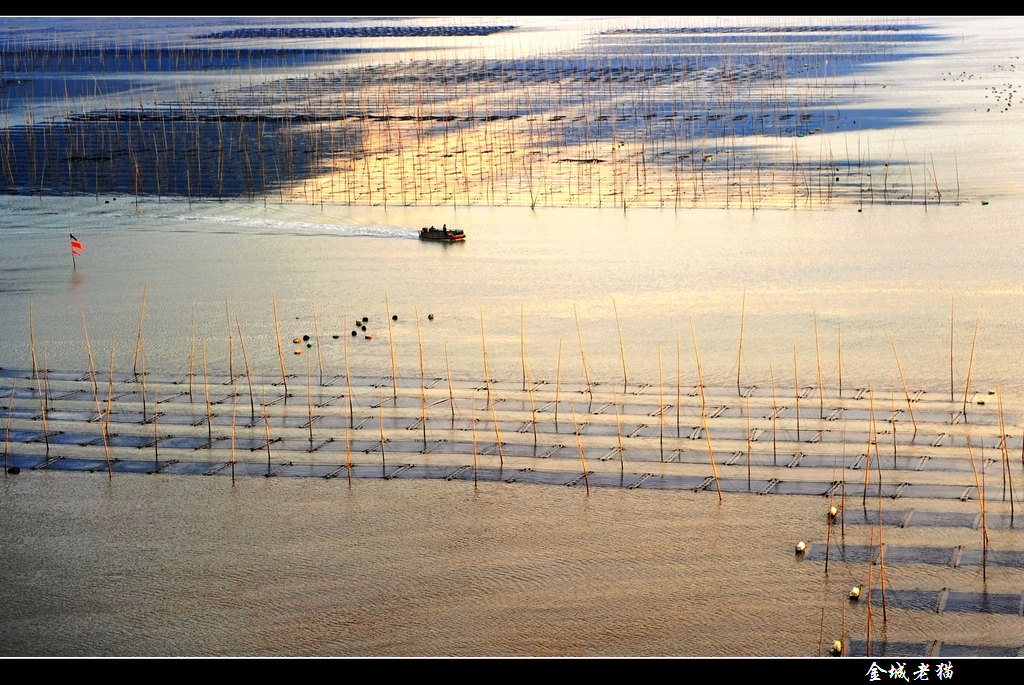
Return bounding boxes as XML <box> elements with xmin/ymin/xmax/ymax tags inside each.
<box><xmin>181</xmin><ymin>214</ymin><xmax>416</xmax><ymax>239</ymax></box>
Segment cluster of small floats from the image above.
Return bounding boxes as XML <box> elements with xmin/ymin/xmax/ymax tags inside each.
<box><xmin>290</xmin><ymin>313</ymin><xmax>436</xmax><ymax>355</ymax></box>
<box><xmin>795</xmin><ymin>504</ymin><xmax>865</xmax><ymax>657</ymax></box>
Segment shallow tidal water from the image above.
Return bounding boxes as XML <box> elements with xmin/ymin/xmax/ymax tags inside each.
<box><xmin>1</xmin><ymin>16</ymin><xmax>1023</xmax><ymax>659</ymax></box>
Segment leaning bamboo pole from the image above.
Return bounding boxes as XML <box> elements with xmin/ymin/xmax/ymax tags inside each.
<box><xmin>386</xmin><ymin>294</ymin><xmax>398</xmax><ymax>402</ymax></box>
<box><xmin>132</xmin><ymin>284</ymin><xmax>147</xmax><ymax>376</ymax></box>
<box><xmin>888</xmin><ymin>333</ymin><xmax>918</xmax><ymax>436</ymax></box>
<box><xmin>416</xmin><ymin>308</ymin><xmax>427</xmax><ymax>451</ymax></box>
<box><xmin>614</xmin><ymin>299</ymin><xmax>628</xmax><ymax>394</ymax></box>
<box><xmin>736</xmin><ymin>290</ymin><xmax>745</xmax><ymax>396</ymax></box>
<box><xmin>690</xmin><ymin>318</ymin><xmax>722</xmax><ymax>502</ymax></box>
<box><xmin>966</xmin><ymin>434</ymin><xmax>990</xmax><ymax>581</ymax></box>
<box><xmin>102</xmin><ymin>331</ymin><xmax>116</xmax><ymax>481</ymax></box>
<box><xmin>271</xmin><ymin>294</ymin><xmax>288</xmax><ymax>398</ymax></box>
<box><xmin>569</xmin><ymin>400</ymin><xmax>591</xmax><ymax>496</ymax></box>
<box><xmin>962</xmin><ymin>319</ymin><xmax>979</xmax><ymax>418</ymax></box>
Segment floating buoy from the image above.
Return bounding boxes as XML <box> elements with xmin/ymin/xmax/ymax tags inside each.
<box><xmin>332</xmin><ymin>334</ymin><xmax>339</xmax><ymax>339</ymax></box>
<box><xmin>6</xmin><ymin>467</ymin><xmax>19</xmax><ymax>475</ymax></box>
<box><xmin>830</xmin><ymin>639</ymin><xmax>843</xmax><ymax>656</ymax></box>
<box><xmin>849</xmin><ymin>585</ymin><xmax>862</xmax><ymax>600</ymax></box>
<box><xmin>292</xmin><ymin>337</ymin><xmax>301</xmax><ymax>344</ymax></box>
<box><xmin>351</xmin><ymin>330</ymin><xmax>357</xmax><ymax>337</ymax></box>
<box><xmin>827</xmin><ymin>506</ymin><xmax>839</xmax><ymax>522</ymax></box>
<box><xmin>364</xmin><ymin>334</ymin><xmax>373</xmax><ymax>340</ymax></box>
<box><xmin>361</xmin><ymin>325</ymin><xmax>366</xmax><ymax>331</ymax></box>
<box><xmin>362</xmin><ymin>316</ymin><xmax>368</xmax><ymax>323</ymax></box>
<box><xmin>294</xmin><ymin>349</ymin><xmax>302</xmax><ymax>355</ymax></box>
<box><xmin>795</xmin><ymin>541</ymin><xmax>807</xmax><ymax>554</ymax></box>
<box><xmin>392</xmin><ymin>314</ymin><xmax>398</xmax><ymax>321</ymax></box>
<box><xmin>428</xmin><ymin>313</ymin><xmax>435</xmax><ymax>321</ymax></box>
<box><xmin>302</xmin><ymin>334</ymin><xmax>310</xmax><ymax>341</ymax></box>
<box><xmin>306</xmin><ymin>343</ymin><xmax>312</xmax><ymax>348</ymax></box>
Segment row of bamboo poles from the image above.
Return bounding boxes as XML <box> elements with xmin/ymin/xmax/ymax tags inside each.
<box><xmin>0</xmin><ymin>20</ymin><xmax>954</xmax><ymax>208</ymax></box>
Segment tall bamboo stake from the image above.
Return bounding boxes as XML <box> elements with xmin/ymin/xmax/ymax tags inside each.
<box><xmin>261</xmin><ymin>379</ymin><xmax>272</xmax><ymax>476</ymax></box>
<box><xmin>614</xmin><ymin>299</ymin><xmax>628</xmax><ymax>393</ymax></box>
<box><xmin>444</xmin><ymin>342</ymin><xmax>455</xmax><ymax>422</ymax></box>
<box><xmin>378</xmin><ymin>386</ymin><xmax>387</xmax><ymax>477</ymax></box>
<box><xmin>569</xmin><ymin>401</ymin><xmax>591</xmax><ymax>495</ymax></box>
<box><xmin>132</xmin><ymin>284</ymin><xmax>147</xmax><ymax>376</ymax></box>
<box><xmin>102</xmin><ymin>331</ymin><xmax>116</xmax><ymax>480</ymax></box>
<box><xmin>230</xmin><ymin>366</ymin><xmax>236</xmax><ymax>485</ymax></box>
<box><xmin>613</xmin><ymin>390</ymin><xmax>625</xmax><ymax>480</ymax></box>
<box><xmin>305</xmin><ymin>352</ymin><xmax>314</xmax><ymax>448</ymax></box>
<box><xmin>888</xmin><ymin>332</ymin><xmax>918</xmax><ymax>436</ymax></box>
<box><xmin>949</xmin><ymin>298</ymin><xmax>955</xmax><ymax>402</ymax></box>
<box><xmin>271</xmin><ymin>294</ymin><xmax>288</xmax><ymax>399</ymax></box>
<box><xmin>962</xmin><ymin>319</ymin><xmax>979</xmax><ymax>418</ymax></box>
<box><xmin>521</xmin><ymin>304</ymin><xmax>528</xmax><ymax>392</ymax></box>
<box><xmin>877</xmin><ymin>495</ymin><xmax>888</xmax><ymax>623</ymax></box>
<box><xmin>996</xmin><ymin>386</ymin><xmax>1013</xmax><ymax>513</ymax></box>
<box><xmin>188</xmin><ymin>307</ymin><xmax>196</xmax><ymax>401</ymax></box>
<box><xmin>312</xmin><ymin>302</ymin><xmax>324</xmax><ymax>386</ymax></box>
<box><xmin>770</xmin><ymin>363</ymin><xmax>778</xmax><ymax>466</ymax></box>
<box><xmin>4</xmin><ymin>378</ymin><xmax>15</xmax><ymax>473</ymax></box>
<box><xmin>736</xmin><ymin>290</ymin><xmax>745</xmax><ymax>396</ymax></box>
<box><xmin>814</xmin><ymin>312</ymin><xmax>823</xmax><ymax>418</ymax></box>
<box><xmin>344</xmin><ymin>318</ymin><xmax>354</xmax><ymax>429</ymax></box>
<box><xmin>837</xmin><ymin>323</ymin><xmax>843</xmax><ymax>398</ymax></box>
<box><xmin>690</xmin><ymin>318</ymin><xmax>722</xmax><ymax>502</ymax></box>
<box><xmin>82</xmin><ymin>315</ymin><xmax>99</xmax><ymax>405</ymax></box>
<box><xmin>658</xmin><ymin>347</ymin><xmax>664</xmax><ymax>461</ymax></box>
<box><xmin>966</xmin><ymin>434</ymin><xmax>990</xmax><ymax>581</ymax></box>
<box><xmin>793</xmin><ymin>345</ymin><xmax>801</xmax><ymax>442</ymax></box>
<box><xmin>676</xmin><ymin>334</ymin><xmax>682</xmax><ymax>438</ymax></box>
<box><xmin>480</xmin><ymin>310</ymin><xmax>491</xmax><ymax>406</ymax></box>
<box><xmin>235</xmin><ymin>317</ymin><xmax>255</xmax><ymax>422</ymax></box>
<box><xmin>201</xmin><ymin>341</ymin><xmax>212</xmax><ymax>446</ymax></box>
<box><xmin>471</xmin><ymin>389</ymin><xmax>479</xmax><ymax>484</ymax></box>
<box><xmin>386</xmin><ymin>294</ymin><xmax>397</xmax><ymax>402</ymax></box>
<box><xmin>574</xmin><ymin>304</ymin><xmax>592</xmax><ymax>401</ymax></box>
<box><xmin>416</xmin><ymin>308</ymin><xmax>427</xmax><ymax>451</ymax></box>
<box><xmin>554</xmin><ymin>338</ymin><xmax>562</xmax><ymax>431</ymax></box>
<box><xmin>863</xmin><ymin>388</ymin><xmax>875</xmax><ymax>507</ymax></box>
<box><xmin>225</xmin><ymin>296</ymin><xmax>234</xmax><ymax>382</ymax></box>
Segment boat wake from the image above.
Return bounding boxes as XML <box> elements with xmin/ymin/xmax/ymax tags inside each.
<box><xmin>181</xmin><ymin>214</ymin><xmax>417</xmax><ymax>239</ymax></box>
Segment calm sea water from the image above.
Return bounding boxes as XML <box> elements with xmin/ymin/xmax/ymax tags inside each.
<box><xmin>2</xmin><ymin>198</ymin><xmax>1022</xmax><ymax>658</ymax></box>
<box><xmin>1</xmin><ymin>16</ymin><xmax>1022</xmax><ymax>658</ymax></box>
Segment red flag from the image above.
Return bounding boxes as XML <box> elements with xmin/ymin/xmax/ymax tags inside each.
<box><xmin>70</xmin><ymin>233</ymin><xmax>84</xmax><ymax>256</ymax></box>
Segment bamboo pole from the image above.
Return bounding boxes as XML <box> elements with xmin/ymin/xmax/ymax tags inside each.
<box><xmin>770</xmin><ymin>363</ymin><xmax>778</xmax><ymax>466</ymax></box>
<box><xmin>102</xmin><ymin>331</ymin><xmax>115</xmax><ymax>481</ymax></box>
<box><xmin>962</xmin><ymin>319</ymin><xmax>979</xmax><ymax>418</ymax></box>
<box><xmin>814</xmin><ymin>312</ymin><xmax>823</xmax><ymax>418</ymax></box>
<box><xmin>949</xmin><ymin>298</ymin><xmax>955</xmax><ymax>402</ymax></box>
<box><xmin>386</xmin><ymin>294</ymin><xmax>397</xmax><ymax>402</ymax></box>
<box><xmin>201</xmin><ymin>341</ymin><xmax>212</xmax><ymax>446</ymax></box>
<box><xmin>793</xmin><ymin>345</ymin><xmax>802</xmax><ymax>442</ymax></box>
<box><xmin>132</xmin><ymin>284</ymin><xmax>147</xmax><ymax>376</ymax></box>
<box><xmin>235</xmin><ymin>317</ymin><xmax>255</xmax><ymax>422</ymax></box>
<box><xmin>569</xmin><ymin>401</ymin><xmax>590</xmax><ymax>496</ymax></box>
<box><xmin>690</xmin><ymin>318</ymin><xmax>722</xmax><ymax>502</ymax></box>
<box><xmin>888</xmin><ymin>332</ymin><xmax>918</xmax><ymax>436</ymax></box>
<box><xmin>271</xmin><ymin>294</ymin><xmax>288</xmax><ymax>399</ymax></box>
<box><xmin>614</xmin><ymin>299</ymin><xmax>628</xmax><ymax>394</ymax></box>
<box><xmin>574</xmin><ymin>304</ymin><xmax>593</xmax><ymax>403</ymax></box>
<box><xmin>736</xmin><ymin>290</ymin><xmax>745</xmax><ymax>396</ymax></box>
<box><xmin>966</xmin><ymin>434</ymin><xmax>990</xmax><ymax>581</ymax></box>
<box><xmin>416</xmin><ymin>308</ymin><xmax>427</xmax><ymax>451</ymax></box>
<box><xmin>445</xmin><ymin>343</ymin><xmax>455</xmax><ymax>422</ymax></box>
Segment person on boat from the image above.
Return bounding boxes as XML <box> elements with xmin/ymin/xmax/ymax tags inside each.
<box><xmin>442</xmin><ymin>224</ymin><xmax>447</xmax><ymax>234</ymax></box>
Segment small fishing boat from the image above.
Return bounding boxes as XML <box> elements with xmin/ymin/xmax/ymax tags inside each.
<box><xmin>419</xmin><ymin>225</ymin><xmax>465</xmax><ymax>242</ymax></box>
